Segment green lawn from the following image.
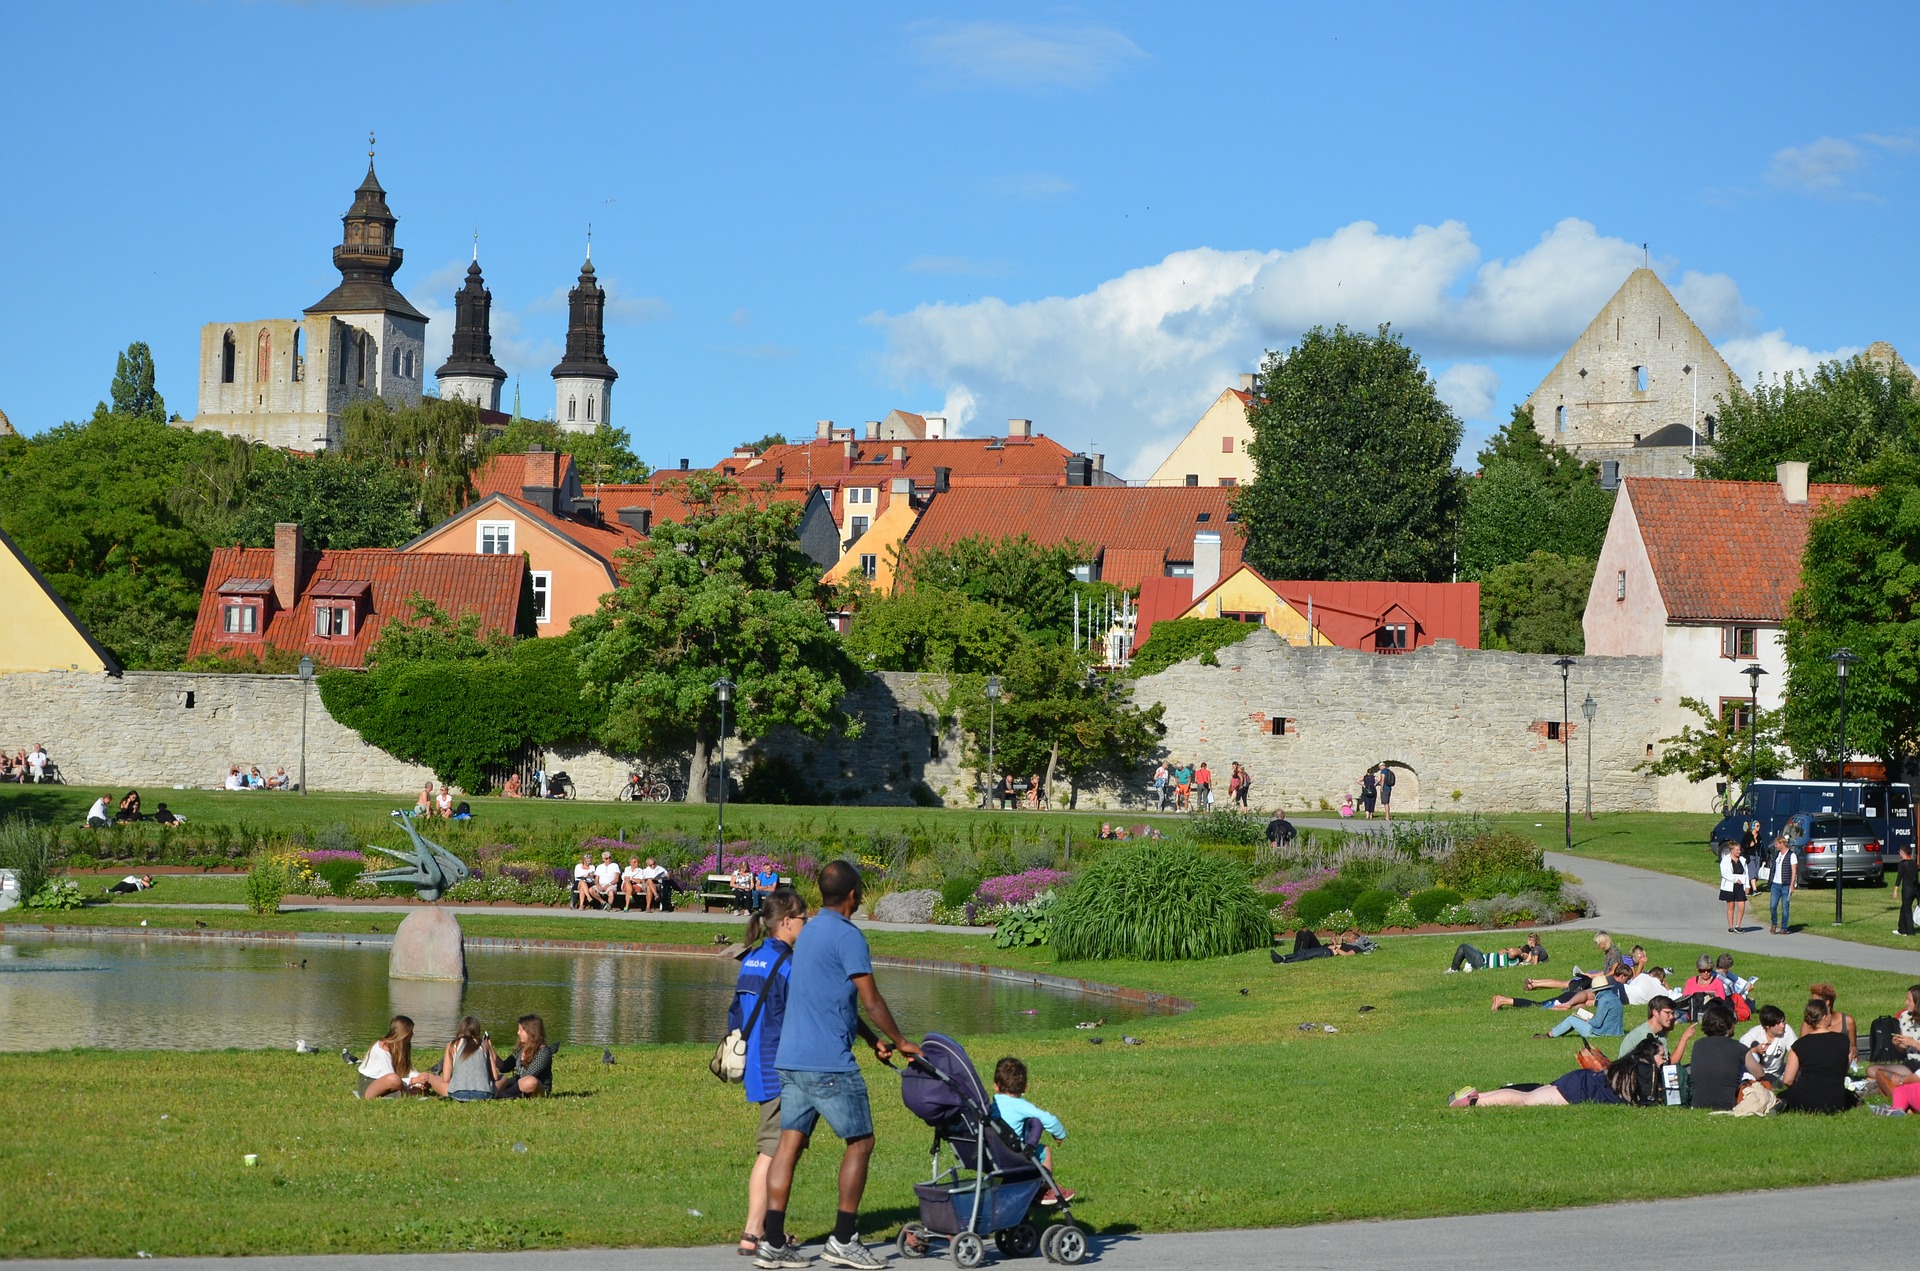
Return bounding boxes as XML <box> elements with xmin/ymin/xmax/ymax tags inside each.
<box><xmin>3</xmin><ymin>914</ymin><xmax>1918</xmax><ymax>1257</ymax></box>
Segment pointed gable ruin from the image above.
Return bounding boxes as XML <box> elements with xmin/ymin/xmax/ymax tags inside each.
<box><xmin>1524</xmin><ymin>268</ymin><xmax>1741</xmax><ymax>479</ymax></box>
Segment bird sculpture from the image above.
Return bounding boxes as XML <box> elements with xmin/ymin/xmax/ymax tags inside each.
<box><xmin>357</xmin><ymin>814</ymin><xmax>471</xmax><ymax>901</ymax></box>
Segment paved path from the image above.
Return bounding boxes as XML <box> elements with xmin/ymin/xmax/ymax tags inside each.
<box><xmin>112</xmin><ymin>903</ymin><xmax>981</xmax><ymax>936</ymax></box>
<box><xmin>15</xmin><ymin>1178</ymin><xmax>1918</xmax><ymax>1271</ymax></box>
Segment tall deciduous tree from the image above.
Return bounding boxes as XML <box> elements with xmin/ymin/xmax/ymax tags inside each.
<box><xmin>1695</xmin><ymin>352</ymin><xmax>1920</xmax><ymax>483</ymax></box>
<box><xmin>485</xmin><ymin>417</ymin><xmax>651</xmax><ymax>484</ymax></box>
<box><xmin>341</xmin><ymin>396</ymin><xmax>481</xmax><ymax>524</ymax></box>
<box><xmin>1477</xmin><ymin>552</ymin><xmax>1591</xmax><ymax>654</ymax></box>
<box><xmin>572</xmin><ymin>495</ymin><xmax>859</xmax><ymax>802</ymax></box>
<box><xmin>843</xmin><ymin>587</ymin><xmax>1025</xmax><ymax>674</ymax></box>
<box><xmin>232</xmin><ymin>452</ymin><xmax>425</xmax><ymax>550</ymax></box>
<box><xmin>895</xmin><ymin>534</ymin><xmax>1092</xmax><ymax>641</ymax></box>
<box><xmin>1782</xmin><ymin>476</ymin><xmax>1920</xmax><ymax>767</ymax></box>
<box><xmin>98</xmin><ymin>342</ymin><xmax>168</xmax><ymax>424</ymax></box>
<box><xmin>1238</xmin><ymin>325</ymin><xmax>1465</xmax><ymax>581</ymax></box>
<box><xmin>1459</xmin><ymin>406</ymin><xmax>1613</xmax><ymax>578</ymax></box>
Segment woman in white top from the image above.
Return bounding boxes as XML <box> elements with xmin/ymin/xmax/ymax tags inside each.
<box><xmin>572</xmin><ymin>853</ymin><xmax>595</xmax><ymax>909</ymax></box>
<box><xmin>620</xmin><ymin>857</ymin><xmax>647</xmax><ymax>911</ymax></box>
<box><xmin>357</xmin><ymin>1015</ymin><xmax>418</xmax><ymax>1099</ymax></box>
<box><xmin>1719</xmin><ymin>840</ymin><xmax>1750</xmax><ymax>932</ymax></box>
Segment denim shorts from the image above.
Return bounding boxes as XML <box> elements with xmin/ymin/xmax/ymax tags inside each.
<box><xmin>777</xmin><ymin>1068</ymin><xmax>873</xmax><ymax>1141</ymax></box>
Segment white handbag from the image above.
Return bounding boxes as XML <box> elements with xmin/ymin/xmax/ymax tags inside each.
<box><xmin>710</xmin><ymin>945</ymin><xmax>789</xmax><ymax>1083</ymax></box>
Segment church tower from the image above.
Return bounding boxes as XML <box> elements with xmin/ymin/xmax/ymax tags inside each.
<box><xmin>304</xmin><ymin>154</ymin><xmax>429</xmax><ymax>420</ymax></box>
<box><xmin>435</xmin><ymin>245</ymin><xmax>507</xmax><ymax>411</ymax></box>
<box><xmin>550</xmin><ymin>250</ymin><xmax>617</xmax><ymax>433</ymax></box>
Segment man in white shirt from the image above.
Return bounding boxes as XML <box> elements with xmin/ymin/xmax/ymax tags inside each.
<box><xmin>85</xmin><ymin>795</ymin><xmax>111</xmax><ymax>828</ymax></box>
<box><xmin>638</xmin><ymin>857</ymin><xmax>670</xmax><ymax>911</ymax></box>
<box><xmin>27</xmin><ymin>745</ymin><xmax>48</xmax><ymax>782</ymax></box>
<box><xmin>1624</xmin><ymin>965</ymin><xmax>1671</xmax><ymax>1006</ymax></box>
<box><xmin>1739</xmin><ymin>1004</ymin><xmax>1797</xmax><ymax>1084</ymax></box>
<box><xmin>592</xmin><ymin>851</ymin><xmax>622</xmax><ymax>909</ymax></box>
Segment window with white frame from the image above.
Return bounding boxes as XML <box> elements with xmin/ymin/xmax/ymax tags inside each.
<box><xmin>845</xmin><ymin>487</ymin><xmax>874</xmax><ymax>506</ymax></box>
<box><xmin>221</xmin><ymin>602</ymin><xmax>259</xmax><ymax>635</ymax></box>
<box><xmin>859</xmin><ymin>555</ymin><xmax>877</xmax><ymax>580</ymax></box>
<box><xmin>314</xmin><ymin>604</ymin><xmax>353</xmax><ymax>638</ymax></box>
<box><xmin>531</xmin><ymin>571</ymin><xmax>553</xmax><ymax>624</ymax></box>
<box><xmin>478</xmin><ymin>521</ymin><xmax>515</xmax><ymax>555</ymax></box>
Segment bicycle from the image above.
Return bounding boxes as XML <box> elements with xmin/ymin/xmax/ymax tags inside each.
<box><xmin>617</xmin><ymin>770</ymin><xmax>679</xmax><ymax>803</ymax></box>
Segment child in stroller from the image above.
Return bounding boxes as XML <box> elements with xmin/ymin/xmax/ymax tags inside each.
<box><xmin>897</xmin><ymin>1033</ymin><xmax>1086</xmax><ymax>1267</ymax></box>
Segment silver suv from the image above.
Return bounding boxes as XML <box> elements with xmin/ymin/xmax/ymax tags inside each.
<box><xmin>1784</xmin><ymin>812</ymin><xmax>1884</xmax><ymax>885</ymax></box>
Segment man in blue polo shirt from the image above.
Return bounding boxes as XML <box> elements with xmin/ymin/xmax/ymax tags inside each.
<box><xmin>756</xmin><ymin>861</ymin><xmax>919</xmax><ymax>1271</ymax></box>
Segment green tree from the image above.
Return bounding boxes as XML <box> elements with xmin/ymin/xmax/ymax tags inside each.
<box><xmin>1636</xmin><ymin>696</ymin><xmax>1790</xmax><ymax>790</ymax></box>
<box><xmin>0</xmin><ymin>413</ymin><xmax>231</xmax><ymax>668</ymax></box>
<box><xmin>843</xmin><ymin>587</ymin><xmax>1025</xmax><ymax>674</ymax></box>
<box><xmin>485</xmin><ymin>417</ymin><xmax>651</xmax><ymax>484</ymax></box>
<box><xmin>1458</xmin><ymin>406</ymin><xmax>1613</xmax><ymax>578</ymax></box>
<box><xmin>1695</xmin><ymin>352</ymin><xmax>1920</xmax><ymax>483</ymax></box>
<box><xmin>97</xmin><ymin>342</ymin><xmax>167</xmax><ymax>424</ymax></box>
<box><xmin>230</xmin><ymin>452</ymin><xmax>424</xmax><ymax>550</ymax></box>
<box><xmin>1478</xmin><ymin>552</ymin><xmax>1592</xmax><ymax>654</ymax></box>
<box><xmin>735</xmin><ymin>432</ymin><xmax>788</xmax><ymax>455</ymax></box>
<box><xmin>1238</xmin><ymin>324</ymin><xmax>1465</xmax><ymax>581</ymax></box>
<box><xmin>1127</xmin><ymin>617</ymin><xmax>1259</xmax><ymax>677</ymax></box>
<box><xmin>572</xmin><ymin>494</ymin><xmax>859</xmax><ymax>803</ymax></box>
<box><xmin>896</xmin><ymin>534</ymin><xmax>1091</xmax><ymax>640</ymax></box>
<box><xmin>340</xmin><ymin>397</ymin><xmax>482</xmax><ymax>524</ymax></box>
<box><xmin>1782</xmin><ymin>476</ymin><xmax>1920</xmax><ymax>767</ymax></box>
<box><xmin>168</xmin><ymin>435</ymin><xmax>278</xmax><ymax>546</ymax></box>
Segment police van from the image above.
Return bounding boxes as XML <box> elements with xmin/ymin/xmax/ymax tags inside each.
<box><xmin>1710</xmin><ymin>779</ymin><xmax>1914</xmax><ymax>862</ymax></box>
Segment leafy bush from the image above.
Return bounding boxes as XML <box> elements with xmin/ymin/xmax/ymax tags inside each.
<box><xmin>1182</xmin><ymin>808</ymin><xmax>1268</xmax><ymax>846</ymax></box>
<box><xmin>739</xmin><ymin>754</ymin><xmax>818</xmax><ymax>806</ymax></box>
<box><xmin>25</xmin><ymin>880</ymin><xmax>85</xmax><ymax>910</ymax></box>
<box><xmin>1050</xmin><ymin>841</ymin><xmax>1270</xmax><ymax>962</ymax></box>
<box><xmin>1292</xmin><ymin>887</ymin><xmax>1346</xmax><ymax>930</ymax></box>
<box><xmin>1317</xmin><ymin>876</ymin><xmax>1364</xmax><ymax>909</ymax></box>
<box><xmin>992</xmin><ymin>891</ymin><xmax>1057</xmax><ymax>949</ymax></box>
<box><xmin>245</xmin><ymin>854</ymin><xmax>289</xmax><ymax>915</ymax></box>
<box><xmin>307</xmin><ymin>856</ymin><xmax>365</xmax><ymax>895</ymax></box>
<box><xmin>940</xmin><ymin>875</ymin><xmax>979</xmax><ymax>907</ymax></box>
<box><xmin>0</xmin><ymin>818</ymin><xmax>57</xmax><ymax>904</ymax></box>
<box><xmin>1407</xmin><ymin>886</ymin><xmax>1464</xmax><ymax>924</ymax></box>
<box><xmin>1127</xmin><ymin>618</ymin><xmax>1259</xmax><ymax>678</ymax></box>
<box><xmin>1349</xmin><ymin>888</ymin><xmax>1395</xmax><ymax>930</ymax></box>
<box><xmin>1439</xmin><ymin>830</ymin><xmax>1545</xmax><ymax>893</ymax></box>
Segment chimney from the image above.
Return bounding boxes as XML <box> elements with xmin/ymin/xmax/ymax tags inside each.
<box><xmin>616</xmin><ymin>506</ymin><xmax>653</xmax><ymax>534</ymax></box>
<box><xmin>273</xmin><ymin>523</ymin><xmax>307</xmax><ymax>611</ymax></box>
<box><xmin>733</xmin><ymin>446</ymin><xmax>757</xmax><ymax>459</ymax></box>
<box><xmin>842</xmin><ymin>439</ymin><xmax>856</xmax><ymax>470</ymax></box>
<box><xmin>1008</xmin><ymin>418</ymin><xmax>1032</xmax><ymax>440</ymax></box>
<box><xmin>933</xmin><ymin>466</ymin><xmax>951</xmax><ymax>493</ymax></box>
<box><xmin>521</xmin><ymin>447</ymin><xmax>560</xmax><ymax>511</ymax></box>
<box><xmin>1065</xmin><ymin>455</ymin><xmax>1092</xmax><ymax>486</ymax></box>
<box><xmin>864</xmin><ymin>420</ymin><xmax>881</xmax><ymax>440</ymax></box>
<box><xmin>816</xmin><ymin>420</ymin><xmax>833</xmax><ymax>440</ymax></box>
<box><xmin>679</xmin><ymin>458</ymin><xmax>689</xmax><ymax>471</ymax></box>
<box><xmin>1192</xmin><ymin>531</ymin><xmax>1222</xmax><ymax>602</ymax></box>
<box><xmin>1092</xmin><ymin>453</ymin><xmax>1105</xmax><ymax>475</ymax></box>
<box><xmin>891</xmin><ymin>444</ymin><xmax>907</xmax><ymax>467</ymax></box>
<box><xmin>891</xmin><ymin>476</ymin><xmax>911</xmax><ymax>495</ymax></box>
<box><xmin>1599</xmin><ymin>459</ymin><xmax>1620</xmax><ymax>491</ymax></box>
<box><xmin>1778</xmin><ymin>460</ymin><xmax>1809</xmax><ymax>505</ymax></box>
<box><xmin>925</xmin><ymin>416</ymin><xmax>947</xmax><ymax>440</ymax></box>
<box><xmin>774</xmin><ymin>466</ymin><xmax>784</xmax><ymax>484</ymax></box>
<box><xmin>1239</xmin><ymin>373</ymin><xmax>1257</xmax><ymax>393</ymax></box>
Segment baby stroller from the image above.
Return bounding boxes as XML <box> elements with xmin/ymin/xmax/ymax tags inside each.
<box><xmin>897</xmin><ymin>1033</ymin><xmax>1086</xmax><ymax>1267</ymax></box>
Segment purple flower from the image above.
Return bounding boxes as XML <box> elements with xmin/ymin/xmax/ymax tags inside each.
<box><xmin>303</xmin><ymin>849</ymin><xmax>365</xmax><ymax>864</ymax></box>
<box><xmin>976</xmin><ymin>868</ymin><xmax>1072</xmax><ymax>908</ymax></box>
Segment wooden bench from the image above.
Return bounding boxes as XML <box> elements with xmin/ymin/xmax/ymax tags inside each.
<box><xmin>700</xmin><ymin>873</ymin><xmax>792</xmax><ymax>913</ymax></box>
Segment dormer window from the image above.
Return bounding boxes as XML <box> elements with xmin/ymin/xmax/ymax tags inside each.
<box><xmin>307</xmin><ymin>579</ymin><xmax>370</xmax><ymax>640</ymax></box>
<box><xmin>314</xmin><ymin>604</ymin><xmax>353</xmax><ymax>639</ymax></box>
<box><xmin>222</xmin><ymin>602</ymin><xmax>260</xmax><ymax>636</ymax></box>
<box><xmin>215</xmin><ymin>576</ymin><xmax>274</xmax><ymax>642</ymax></box>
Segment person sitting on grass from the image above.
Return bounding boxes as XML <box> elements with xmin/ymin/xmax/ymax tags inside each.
<box><xmin>1529</xmin><ymin>961</ymin><xmax>1632</xmax><ymax>1039</ymax></box>
<box><xmin>356</xmin><ymin>1015</ymin><xmax>418</xmax><ymax>1099</ymax></box>
<box><xmin>1740</xmin><ymin>1004</ymin><xmax>1797</xmax><ymax>1087</ymax></box>
<box><xmin>412</xmin><ymin>1015</ymin><xmax>498</xmax><ymax>1101</ymax></box>
<box><xmin>1687</xmin><ymin>1002</ymin><xmax>1750</xmax><ymax>1111</ymax></box>
<box><xmin>413</xmin><ymin>782</ymin><xmax>434</xmax><ymax>818</ymax></box>
<box><xmin>265</xmin><ymin>767</ymin><xmax>290</xmax><ymax>790</ymax></box>
<box><xmin>1681</xmin><ymin>953</ymin><xmax>1729</xmax><ymax>1001</ymax></box>
<box><xmin>84</xmin><ymin>793</ymin><xmax>111</xmax><ymax>829</ymax></box>
<box><xmin>1808</xmin><ymin>982</ymin><xmax>1859</xmax><ymax>1061</ymax></box>
<box><xmin>501</xmin><ymin>772</ymin><xmax>523</xmax><ymax>798</ymax></box>
<box><xmin>152</xmin><ymin>803</ymin><xmax>183</xmax><ymax>827</ymax></box>
<box><xmin>493</xmin><ymin>1014</ymin><xmax>554</xmax><ymax>1098</ymax></box>
<box><xmin>1866</xmin><ymin>984</ymin><xmax>1920</xmax><ymax>1112</ymax></box>
<box><xmin>992</xmin><ymin>1056</ymin><xmax>1074</xmax><ymax>1205</ymax></box>
<box><xmin>115</xmin><ymin>790</ymin><xmax>142</xmax><ymax>822</ymax></box>
<box><xmin>1617</xmin><ymin>996</ymin><xmax>1694</xmax><ymax>1064</ymax></box>
<box><xmin>1446</xmin><ymin>933</ymin><xmax>1547</xmax><ymax>972</ymax></box>
<box><xmin>1780</xmin><ymin>998</ymin><xmax>1858</xmax><ymax>1114</ymax></box>
<box><xmin>1450</xmin><ymin>1037</ymin><xmax>1664</xmax><ymax>1108</ymax></box>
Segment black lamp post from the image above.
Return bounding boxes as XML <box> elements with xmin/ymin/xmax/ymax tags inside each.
<box><xmin>985</xmin><ymin>675</ymin><xmax>1001</xmax><ymax>809</ymax></box>
<box><xmin>712</xmin><ymin>677</ymin><xmax>734</xmax><ymax>874</ymax></box>
<box><xmin>1553</xmin><ymin>656</ymin><xmax>1575</xmax><ymax>850</ymax></box>
<box><xmin>1742</xmin><ymin>663</ymin><xmax>1767</xmax><ymax>794</ymax></box>
<box><xmin>1830</xmin><ymin>648</ymin><xmax>1856</xmax><ymax>926</ymax></box>
<box><xmin>298</xmin><ymin>656</ymin><xmax>314</xmax><ymax>797</ymax></box>
<box><xmin>1580</xmin><ymin>691</ymin><xmax>1596</xmax><ymax>821</ymax></box>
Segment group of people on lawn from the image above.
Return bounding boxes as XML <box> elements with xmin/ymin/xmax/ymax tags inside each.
<box><xmin>571</xmin><ymin>849</ymin><xmax>675</xmax><ymax>910</ymax></box>
<box><xmin>84</xmin><ymin>790</ymin><xmax>184</xmax><ymax>828</ymax></box>
<box><xmin>1149</xmin><ymin>759</ymin><xmax>1253</xmax><ymax>812</ymax></box>
<box><xmin>355</xmin><ymin>1013</ymin><xmax>554</xmax><ymax>1101</ymax></box>
<box><xmin>223</xmin><ymin>765</ymin><xmax>292</xmax><ymax>791</ymax></box>
<box><xmin>0</xmin><ymin>744</ymin><xmax>52</xmax><ymax>783</ymax></box>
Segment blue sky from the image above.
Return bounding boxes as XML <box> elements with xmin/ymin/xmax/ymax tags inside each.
<box><xmin>4</xmin><ymin>2</ymin><xmax>1918</xmax><ymax>478</ymax></box>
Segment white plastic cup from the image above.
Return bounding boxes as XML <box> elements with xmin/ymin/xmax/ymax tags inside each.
<box><xmin>243</xmin><ymin>1154</ymin><xmax>259</xmax><ymax>1167</ymax></box>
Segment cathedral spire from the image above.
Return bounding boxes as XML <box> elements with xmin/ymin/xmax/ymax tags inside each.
<box><xmin>434</xmin><ymin>245</ymin><xmax>506</xmax><ymax>410</ymax></box>
<box><xmin>551</xmin><ymin>250</ymin><xmax>617</xmax><ymax>432</ymax></box>
<box><xmin>305</xmin><ymin>154</ymin><xmax>426</xmax><ymax>321</ymax></box>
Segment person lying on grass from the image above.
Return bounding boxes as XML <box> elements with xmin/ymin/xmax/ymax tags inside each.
<box><xmin>1489</xmin><ymin>962</ymin><xmax>1633</xmax><ymax>1039</ymax></box>
<box><xmin>1445</xmin><ymin>933</ymin><xmax>1546</xmax><ymax>972</ymax></box>
<box><xmin>1450</xmin><ymin>1037</ymin><xmax>1664</xmax><ymax>1108</ymax></box>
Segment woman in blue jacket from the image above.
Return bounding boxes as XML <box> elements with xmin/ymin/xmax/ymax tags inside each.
<box><xmin>730</xmin><ymin>886</ymin><xmax>808</xmax><ymax>1256</ymax></box>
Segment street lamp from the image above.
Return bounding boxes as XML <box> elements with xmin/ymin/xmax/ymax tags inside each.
<box><xmin>985</xmin><ymin>675</ymin><xmax>1001</xmax><ymax>810</ymax></box>
<box><xmin>1830</xmin><ymin>648</ymin><xmax>1856</xmax><ymax>926</ymax></box>
<box><xmin>1580</xmin><ymin>691</ymin><xmax>1597</xmax><ymax>821</ymax></box>
<box><xmin>1742</xmin><ymin>663</ymin><xmax>1768</xmax><ymax>794</ymax></box>
<box><xmin>1553</xmin><ymin>656</ymin><xmax>1575</xmax><ymax>850</ymax></box>
<box><xmin>712</xmin><ymin>677</ymin><xmax>734</xmax><ymax>875</ymax></box>
<box><xmin>297</xmin><ymin>655</ymin><xmax>314</xmax><ymax>797</ymax></box>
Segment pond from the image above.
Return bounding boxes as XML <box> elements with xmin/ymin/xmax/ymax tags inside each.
<box><xmin>0</xmin><ymin>933</ymin><xmax>1157</xmax><ymax>1052</ymax></box>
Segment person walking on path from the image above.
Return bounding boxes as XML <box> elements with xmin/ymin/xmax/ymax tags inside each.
<box><xmin>1769</xmin><ymin>833</ymin><xmax>1799</xmax><ymax>935</ymax></box>
<box><xmin>1897</xmin><ymin>844</ymin><xmax>1919</xmax><ymax>938</ymax></box>
<box><xmin>1359</xmin><ymin>767</ymin><xmax>1378</xmax><ymax>820</ymax></box>
<box><xmin>757</xmin><ymin>861</ymin><xmax>921</xmax><ymax>1271</ymax></box>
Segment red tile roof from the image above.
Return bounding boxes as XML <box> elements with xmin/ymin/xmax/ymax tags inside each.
<box><xmin>1133</xmin><ymin>568</ymin><xmax>1480</xmax><ymax>651</ymax></box>
<box><xmin>474</xmin><ymin>451</ymin><xmax>574</xmax><ymax>501</ymax></box>
<box><xmin>901</xmin><ymin>486</ymin><xmax>1244</xmax><ymax>590</ymax></box>
<box><xmin>721</xmin><ymin>436</ymin><xmax>1075</xmax><ymax>488</ymax></box>
<box><xmin>188</xmin><ymin>546</ymin><xmax>525</xmax><ymax>669</ymax></box>
<box><xmin>1625</xmin><ymin>477</ymin><xmax>1871</xmax><ymax>622</ymax></box>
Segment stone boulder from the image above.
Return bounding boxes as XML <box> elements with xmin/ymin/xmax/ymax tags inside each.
<box><xmin>872</xmin><ymin>889</ymin><xmax>940</xmax><ymax>925</ymax></box>
<box><xmin>389</xmin><ymin>907</ymin><xmax>465</xmax><ymax>981</ymax></box>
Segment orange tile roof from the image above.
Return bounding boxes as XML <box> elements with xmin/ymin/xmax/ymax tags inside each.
<box><xmin>189</xmin><ymin>546</ymin><xmax>524</xmax><ymax>668</ymax></box>
<box><xmin>720</xmin><ymin>436</ymin><xmax>1074</xmax><ymax>487</ymax></box>
<box><xmin>1134</xmin><ymin>568</ymin><xmax>1480</xmax><ymax>651</ymax></box>
<box><xmin>901</xmin><ymin>486</ymin><xmax>1244</xmax><ymax>590</ymax></box>
<box><xmin>473</xmin><ymin>451</ymin><xmax>575</xmax><ymax>500</ymax></box>
<box><xmin>1625</xmin><ymin>477</ymin><xmax>1871</xmax><ymax>622</ymax></box>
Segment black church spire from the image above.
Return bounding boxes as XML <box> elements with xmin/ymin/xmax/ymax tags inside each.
<box><xmin>435</xmin><ymin>254</ymin><xmax>506</xmax><ymax>386</ymax></box>
<box><xmin>550</xmin><ymin>254</ymin><xmax>617</xmax><ymax>384</ymax></box>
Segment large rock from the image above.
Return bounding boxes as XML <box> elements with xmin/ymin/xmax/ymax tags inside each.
<box><xmin>390</xmin><ymin>907</ymin><xmax>465</xmax><ymax>981</ymax></box>
<box><xmin>873</xmin><ymin>889</ymin><xmax>940</xmax><ymax>925</ymax></box>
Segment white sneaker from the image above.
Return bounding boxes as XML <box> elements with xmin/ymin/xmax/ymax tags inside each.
<box><xmin>821</xmin><ymin>1236</ymin><xmax>885</xmax><ymax>1270</ymax></box>
<box><xmin>1443</xmin><ymin>967</ymin><xmax>1457</xmax><ymax>974</ymax></box>
<box><xmin>1460</xmin><ymin>964</ymin><xmax>1472</xmax><ymax>974</ymax></box>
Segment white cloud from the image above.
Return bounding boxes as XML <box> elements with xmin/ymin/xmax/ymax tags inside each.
<box><xmin>1720</xmin><ymin>331</ymin><xmax>1863</xmax><ymax>387</ymax></box>
<box><xmin>1435</xmin><ymin>364</ymin><xmax>1500</xmax><ymax>422</ymax></box>
<box><xmin>876</xmin><ymin>217</ymin><xmax>1820</xmax><ymax>479</ymax></box>
<box><xmin>906</xmin><ymin>19</ymin><xmax>1145</xmax><ymax>88</ymax></box>
<box><xmin>1767</xmin><ymin>137</ymin><xmax>1864</xmax><ymax>193</ymax></box>
<box><xmin>930</xmin><ymin>385</ymin><xmax>978</xmax><ymax>435</ymax></box>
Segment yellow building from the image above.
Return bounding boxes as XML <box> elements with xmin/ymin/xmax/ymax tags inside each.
<box><xmin>1145</xmin><ymin>381</ymin><xmax>1257</xmax><ymax>487</ymax></box>
<box><xmin>0</xmin><ymin>526</ymin><xmax>120</xmax><ymax>674</ymax></box>
<box><xmin>824</xmin><ymin>491</ymin><xmax>921</xmax><ymax>591</ymax></box>
<box><xmin>1180</xmin><ymin>566</ymin><xmax>1334</xmax><ymax>645</ymax></box>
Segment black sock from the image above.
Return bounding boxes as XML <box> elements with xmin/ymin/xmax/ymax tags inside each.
<box><xmin>763</xmin><ymin>1210</ymin><xmax>785</xmax><ymax>1247</ymax></box>
<box><xmin>834</xmin><ymin>1210</ymin><xmax>859</xmax><ymax>1243</ymax></box>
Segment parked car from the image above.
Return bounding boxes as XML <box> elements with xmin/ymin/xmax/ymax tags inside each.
<box><xmin>1712</xmin><ymin>780</ymin><xmax>1914</xmax><ymax>867</ymax></box>
<box><xmin>1783</xmin><ymin>813</ymin><xmax>1884</xmax><ymax>886</ymax></box>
